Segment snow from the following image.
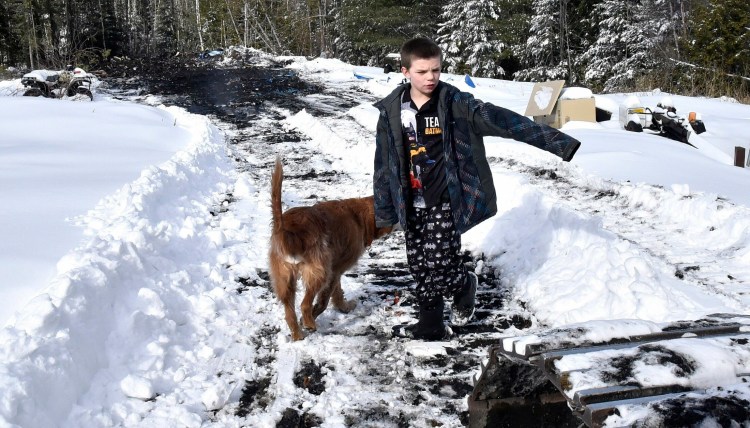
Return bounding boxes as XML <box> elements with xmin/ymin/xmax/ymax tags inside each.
<box><xmin>559</xmin><ymin>87</ymin><xmax>593</xmax><ymax>100</ymax></box>
<box><xmin>0</xmin><ymin>96</ymin><xmax>191</xmax><ymax>324</ymax></box>
<box><xmin>532</xmin><ymin>84</ymin><xmax>555</xmax><ymax>110</ymax></box>
<box><xmin>1</xmin><ymin>56</ymin><xmax>750</xmax><ymax>427</ymax></box>
<box><xmin>120</xmin><ymin>375</ymin><xmax>156</xmax><ymax>401</ymax></box>
<box><xmin>21</xmin><ymin>69</ymin><xmax>60</xmax><ymax>82</ymax></box>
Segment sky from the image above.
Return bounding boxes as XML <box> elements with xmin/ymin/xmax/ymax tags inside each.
<box><xmin>1</xmin><ymin>55</ymin><xmax>749</xmax><ymax>427</ymax></box>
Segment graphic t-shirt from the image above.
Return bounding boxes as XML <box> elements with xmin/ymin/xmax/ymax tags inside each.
<box><xmin>401</xmin><ymin>87</ymin><xmax>447</xmax><ymax>208</ymax></box>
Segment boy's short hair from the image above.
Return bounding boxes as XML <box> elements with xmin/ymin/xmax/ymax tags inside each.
<box><xmin>400</xmin><ymin>37</ymin><xmax>442</xmax><ymax>70</ymax></box>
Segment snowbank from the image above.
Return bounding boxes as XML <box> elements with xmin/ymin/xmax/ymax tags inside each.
<box><xmin>0</xmin><ymin>104</ymin><xmax>234</xmax><ymax>427</ymax></box>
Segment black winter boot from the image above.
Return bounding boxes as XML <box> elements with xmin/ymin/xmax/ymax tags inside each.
<box><xmin>392</xmin><ymin>299</ymin><xmax>449</xmax><ymax>341</ymax></box>
<box><xmin>450</xmin><ymin>272</ymin><xmax>477</xmax><ymax>326</ymax></box>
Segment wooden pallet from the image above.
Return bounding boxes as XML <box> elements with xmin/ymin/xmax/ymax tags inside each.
<box><xmin>469</xmin><ymin>314</ymin><xmax>750</xmax><ymax>427</ymax></box>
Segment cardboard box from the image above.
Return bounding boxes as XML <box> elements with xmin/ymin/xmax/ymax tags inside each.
<box><xmin>537</xmin><ymin>98</ymin><xmax>596</xmax><ymax>128</ymax></box>
<box><xmin>524</xmin><ymin>80</ymin><xmax>595</xmax><ymax>129</ymax></box>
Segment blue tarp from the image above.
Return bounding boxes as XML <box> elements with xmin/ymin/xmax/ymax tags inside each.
<box><xmin>464</xmin><ymin>74</ymin><xmax>476</xmax><ymax>88</ymax></box>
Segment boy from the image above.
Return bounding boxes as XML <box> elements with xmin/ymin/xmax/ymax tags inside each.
<box><xmin>373</xmin><ymin>37</ymin><xmax>580</xmax><ymax>340</ymax></box>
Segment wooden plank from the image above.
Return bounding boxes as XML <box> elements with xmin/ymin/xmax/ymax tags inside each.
<box><xmin>472</xmin><ymin>315</ymin><xmax>750</xmax><ymax>428</ymax></box>
<box><xmin>538</xmin><ymin>333</ymin><xmax>750</xmax><ymax>418</ymax></box>
<box><xmin>581</xmin><ymin>375</ymin><xmax>750</xmax><ymax>427</ymax></box>
<box><xmin>523</xmin><ymin>323</ymin><xmax>741</xmax><ymax>360</ymax></box>
<box><xmin>735</xmin><ymin>146</ymin><xmax>746</xmax><ymax>167</ymax></box>
<box><xmin>582</xmin><ymin>392</ymin><xmax>688</xmax><ymax>427</ymax></box>
<box><xmin>468</xmin><ymin>347</ymin><xmax>578</xmax><ymax>428</ymax></box>
<box><xmin>535</xmin><ymin>327</ymin><xmax>746</xmax><ymax>385</ymax></box>
<box><xmin>573</xmin><ymin>384</ymin><xmax>691</xmax><ymax>411</ymax></box>
<box><xmin>499</xmin><ymin>314</ymin><xmax>750</xmax><ymax>361</ymax></box>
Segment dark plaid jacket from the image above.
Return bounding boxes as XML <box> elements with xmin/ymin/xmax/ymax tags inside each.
<box><xmin>373</xmin><ymin>81</ymin><xmax>580</xmax><ymax>234</ymax></box>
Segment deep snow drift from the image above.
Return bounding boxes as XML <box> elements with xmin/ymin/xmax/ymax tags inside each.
<box><xmin>0</xmin><ymin>89</ymin><xmax>193</xmax><ymax>325</ymax></box>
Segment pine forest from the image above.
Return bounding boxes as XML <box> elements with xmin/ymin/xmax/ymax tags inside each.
<box><xmin>0</xmin><ymin>0</ymin><xmax>748</xmax><ymax>98</ymax></box>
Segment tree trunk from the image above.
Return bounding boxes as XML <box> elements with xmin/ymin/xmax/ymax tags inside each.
<box><xmin>26</xmin><ymin>1</ymin><xmax>37</xmax><ymax>69</ymax></box>
<box><xmin>196</xmin><ymin>0</ymin><xmax>204</xmax><ymax>51</ymax></box>
<box><xmin>223</xmin><ymin>0</ymin><xmax>241</xmax><ymax>45</ymax></box>
<box><xmin>559</xmin><ymin>0</ymin><xmax>570</xmax><ymax>79</ymax></box>
<box><xmin>669</xmin><ymin>0</ymin><xmax>680</xmax><ymax>58</ymax></box>
<box><xmin>99</xmin><ymin>0</ymin><xmax>107</xmax><ymax>50</ymax></box>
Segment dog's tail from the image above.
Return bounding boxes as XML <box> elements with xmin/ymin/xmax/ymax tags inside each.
<box><xmin>271</xmin><ymin>156</ymin><xmax>284</xmax><ymax>235</ymax></box>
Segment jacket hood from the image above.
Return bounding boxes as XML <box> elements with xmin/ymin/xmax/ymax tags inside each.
<box><xmin>375</xmin><ymin>84</ymin><xmax>407</xmax><ymax>111</ymax></box>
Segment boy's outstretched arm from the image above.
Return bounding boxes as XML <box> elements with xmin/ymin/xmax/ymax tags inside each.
<box><xmin>466</xmin><ymin>97</ymin><xmax>581</xmax><ymax>162</ymax></box>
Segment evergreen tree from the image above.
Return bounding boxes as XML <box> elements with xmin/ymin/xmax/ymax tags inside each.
<box><xmin>625</xmin><ymin>0</ymin><xmax>673</xmax><ymax>87</ymax></box>
<box><xmin>580</xmin><ymin>1</ymin><xmax>629</xmax><ymax>89</ymax></box>
<box><xmin>100</xmin><ymin>0</ymin><xmax>125</xmax><ymax>57</ymax></box>
<box><xmin>335</xmin><ymin>0</ymin><xmax>443</xmax><ymax>66</ymax></box>
<box><xmin>686</xmin><ymin>0</ymin><xmax>750</xmax><ymax>76</ymax></box>
<box><xmin>566</xmin><ymin>0</ymin><xmax>599</xmax><ymax>78</ymax></box>
<box><xmin>0</xmin><ymin>3</ymin><xmax>7</xmax><ymax>65</ymax></box>
<box><xmin>436</xmin><ymin>0</ymin><xmax>505</xmax><ymax>78</ymax></box>
<box><xmin>152</xmin><ymin>0</ymin><xmax>176</xmax><ymax>57</ymax></box>
<box><xmin>130</xmin><ymin>0</ymin><xmax>153</xmax><ymax>57</ymax></box>
<box><xmin>489</xmin><ymin>0</ymin><xmax>532</xmax><ymax>78</ymax></box>
<box><xmin>515</xmin><ymin>0</ymin><xmax>568</xmax><ymax>81</ymax></box>
<box><xmin>28</xmin><ymin>0</ymin><xmax>56</xmax><ymax>64</ymax></box>
<box><xmin>582</xmin><ymin>0</ymin><xmax>671</xmax><ymax>92</ymax></box>
<box><xmin>77</xmin><ymin>0</ymin><xmax>106</xmax><ymax>58</ymax></box>
<box><xmin>0</xmin><ymin>0</ymin><xmax>26</xmax><ymax>65</ymax></box>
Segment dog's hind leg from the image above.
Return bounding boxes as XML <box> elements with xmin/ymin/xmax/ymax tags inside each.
<box><xmin>300</xmin><ymin>263</ymin><xmax>327</xmax><ymax>332</ymax></box>
<box><xmin>272</xmin><ymin>262</ymin><xmax>304</xmax><ymax>341</ymax></box>
<box><xmin>331</xmin><ymin>275</ymin><xmax>357</xmax><ymax>313</ymax></box>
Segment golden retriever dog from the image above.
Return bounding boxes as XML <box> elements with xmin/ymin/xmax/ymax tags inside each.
<box><xmin>269</xmin><ymin>158</ymin><xmax>392</xmax><ymax>341</ymax></box>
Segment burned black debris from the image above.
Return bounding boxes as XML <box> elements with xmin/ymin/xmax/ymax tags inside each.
<box><xmin>472</xmin><ymin>315</ymin><xmax>750</xmax><ymax>427</ymax></box>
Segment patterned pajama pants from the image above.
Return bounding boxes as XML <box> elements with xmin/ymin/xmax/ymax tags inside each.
<box><xmin>405</xmin><ymin>202</ymin><xmax>467</xmax><ymax>310</ymax></box>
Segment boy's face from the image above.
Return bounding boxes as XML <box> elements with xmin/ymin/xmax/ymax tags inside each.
<box><xmin>402</xmin><ymin>56</ymin><xmax>441</xmax><ymax>99</ymax></box>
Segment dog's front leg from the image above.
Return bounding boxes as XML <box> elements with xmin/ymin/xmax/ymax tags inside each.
<box><xmin>312</xmin><ymin>281</ymin><xmax>334</xmax><ymax>318</ymax></box>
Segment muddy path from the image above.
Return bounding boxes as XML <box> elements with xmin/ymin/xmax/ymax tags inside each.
<box><xmin>99</xmin><ymin>60</ymin><xmax>572</xmax><ymax>427</ymax></box>
<box><xmin>101</xmin><ymin>56</ymin><xmax>320</xmax><ymax>126</ymax></box>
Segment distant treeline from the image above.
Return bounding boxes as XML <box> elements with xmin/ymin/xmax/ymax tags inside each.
<box><xmin>1</xmin><ymin>0</ymin><xmax>748</xmax><ymax>98</ymax></box>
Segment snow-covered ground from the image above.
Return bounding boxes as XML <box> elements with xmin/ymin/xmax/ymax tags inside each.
<box><xmin>1</xmin><ymin>55</ymin><xmax>749</xmax><ymax>427</ymax></box>
<box><xmin>0</xmin><ymin>90</ymin><xmax>194</xmax><ymax>325</ymax></box>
